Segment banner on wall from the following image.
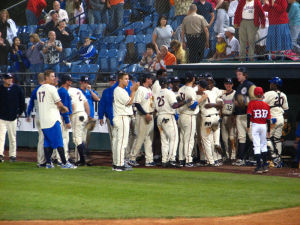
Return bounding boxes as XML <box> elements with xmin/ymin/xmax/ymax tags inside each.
<box><xmin>17</xmin><ymin>98</ymin><xmax>109</xmax><ymax>133</ymax></box>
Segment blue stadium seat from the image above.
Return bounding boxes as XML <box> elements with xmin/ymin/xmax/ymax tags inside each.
<box><xmin>120</xmin><ymin>64</ymin><xmax>129</xmax><ymax>72</ymax></box>
<box><xmin>99</xmin><ymin>58</ymin><xmax>109</xmax><ymax>72</ymax></box>
<box><xmin>68</xmin><ymin>24</ymin><xmax>79</xmax><ymax>31</ymax></box>
<box><xmin>28</xmin><ymin>25</ymin><xmax>37</xmax><ymax>34</ymax></box>
<box><xmin>128</xmin><ymin>64</ymin><xmax>138</xmax><ymax>73</ymax></box>
<box><xmin>88</xmin><ymin>64</ymin><xmax>100</xmax><ymax>82</ymax></box>
<box><xmin>145</xmin><ymin>34</ymin><xmax>152</xmax><ymax>44</ymax></box>
<box><xmin>99</xmin><ymin>42</ymin><xmax>108</xmax><ymax>50</ymax></box>
<box><xmin>146</xmin><ymin>28</ymin><xmax>153</xmax><ymax>35</ymax></box>
<box><xmin>117</xmin><ymin>49</ymin><xmax>127</xmax><ymax>64</ymax></box>
<box><xmin>137</xmin><ymin>42</ymin><xmax>146</xmax><ymax>58</ymax></box>
<box><xmin>71</xmin><ymin>64</ymin><xmax>82</xmax><ymax>80</ymax></box>
<box><xmin>171</xmin><ymin>20</ymin><xmax>179</xmax><ymax>31</ymax></box>
<box><xmin>142</xmin><ymin>20</ymin><xmax>152</xmax><ymax>32</ymax></box>
<box><xmin>125</xmin><ymin>35</ymin><xmax>136</xmax><ymax>43</ymax></box>
<box><xmin>136</xmin><ymin>34</ymin><xmax>145</xmax><ymax>43</ymax></box>
<box><xmin>79</xmin><ymin>30</ymin><xmax>90</xmax><ymax>42</ymax></box>
<box><xmin>71</xmin><ymin>37</ymin><xmax>80</xmax><ymax>48</ymax></box>
<box><xmin>99</xmin><ymin>49</ymin><xmax>108</xmax><ymax>57</ymax></box>
<box><xmin>116</xmin><ymin>35</ymin><xmax>125</xmax><ymax>43</ymax></box>
<box><xmin>79</xmin><ymin>24</ymin><xmax>89</xmax><ymax>32</ymax></box>
<box><xmin>169</xmin><ymin>6</ymin><xmax>175</xmax><ymax>20</ymax></box>
<box><xmin>123</xmin><ymin>9</ymin><xmax>132</xmax><ymax>24</ymax></box>
<box><xmin>133</xmin><ymin>21</ymin><xmax>144</xmax><ymax>34</ymax></box>
<box><xmin>153</xmin><ymin>13</ymin><xmax>159</xmax><ymax>27</ymax></box>
<box><xmin>108</xmin><ymin>42</ymin><xmax>119</xmax><ymax>50</ymax></box>
<box><xmin>143</xmin><ymin>15</ymin><xmax>152</xmax><ymax>23</ymax></box>
<box><xmin>108</xmin><ymin>49</ymin><xmax>118</xmax><ymax>58</ymax></box>
<box><xmin>119</xmin><ymin>43</ymin><xmax>126</xmax><ymax>51</ymax></box>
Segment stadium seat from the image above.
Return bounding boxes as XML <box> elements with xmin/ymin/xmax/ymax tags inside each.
<box><xmin>171</xmin><ymin>20</ymin><xmax>179</xmax><ymax>31</ymax></box>
<box><xmin>99</xmin><ymin>57</ymin><xmax>109</xmax><ymax>72</ymax></box>
<box><xmin>79</xmin><ymin>24</ymin><xmax>89</xmax><ymax>32</ymax></box>
<box><xmin>119</xmin><ymin>43</ymin><xmax>126</xmax><ymax>51</ymax></box>
<box><xmin>136</xmin><ymin>34</ymin><xmax>146</xmax><ymax>43</ymax></box>
<box><xmin>71</xmin><ymin>37</ymin><xmax>80</xmax><ymax>49</ymax></box>
<box><xmin>116</xmin><ymin>35</ymin><xmax>125</xmax><ymax>43</ymax></box>
<box><xmin>123</xmin><ymin>9</ymin><xmax>132</xmax><ymax>24</ymax></box>
<box><xmin>28</xmin><ymin>25</ymin><xmax>37</xmax><ymax>34</ymax></box>
<box><xmin>128</xmin><ymin>64</ymin><xmax>138</xmax><ymax>73</ymax></box>
<box><xmin>137</xmin><ymin>42</ymin><xmax>146</xmax><ymax>58</ymax></box>
<box><xmin>79</xmin><ymin>30</ymin><xmax>90</xmax><ymax>42</ymax></box>
<box><xmin>125</xmin><ymin>35</ymin><xmax>136</xmax><ymax>43</ymax></box>
<box><xmin>146</xmin><ymin>27</ymin><xmax>153</xmax><ymax>35</ymax></box>
<box><xmin>132</xmin><ymin>21</ymin><xmax>144</xmax><ymax>34</ymax></box>
<box><xmin>142</xmin><ymin>20</ymin><xmax>152</xmax><ymax>32</ymax></box>
<box><xmin>145</xmin><ymin>34</ymin><xmax>152</xmax><ymax>44</ymax></box>
<box><xmin>117</xmin><ymin>49</ymin><xmax>127</xmax><ymax>64</ymax></box>
<box><xmin>169</xmin><ymin>6</ymin><xmax>175</xmax><ymax>20</ymax></box>
<box><xmin>120</xmin><ymin>64</ymin><xmax>129</xmax><ymax>72</ymax></box>
<box><xmin>71</xmin><ymin>64</ymin><xmax>82</xmax><ymax>80</ymax></box>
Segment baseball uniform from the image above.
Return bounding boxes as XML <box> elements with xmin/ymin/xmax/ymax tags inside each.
<box><xmin>112</xmin><ymin>86</ymin><xmax>134</xmax><ymax>167</ymax></box>
<box><xmin>177</xmin><ymin>85</ymin><xmax>199</xmax><ymax>164</ymax></box>
<box><xmin>221</xmin><ymin>90</ymin><xmax>236</xmax><ymax>159</ymax></box>
<box><xmin>130</xmin><ymin>86</ymin><xmax>154</xmax><ymax>165</ymax></box>
<box><xmin>68</xmin><ymin>87</ymin><xmax>88</xmax><ymax>163</ymax></box>
<box><xmin>155</xmin><ymin>88</ymin><xmax>179</xmax><ymax>164</ymax></box>
<box><xmin>264</xmin><ymin>90</ymin><xmax>288</xmax><ymax>157</ymax></box>
<box><xmin>198</xmin><ymin>90</ymin><xmax>221</xmax><ymax>165</ymax></box>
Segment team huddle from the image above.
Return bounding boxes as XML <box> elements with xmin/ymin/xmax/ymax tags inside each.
<box><xmin>3</xmin><ymin>66</ymin><xmax>287</xmax><ymax>173</ymax></box>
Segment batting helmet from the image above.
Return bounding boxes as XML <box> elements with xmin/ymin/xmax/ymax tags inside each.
<box><xmin>268</xmin><ymin>77</ymin><xmax>282</xmax><ymax>87</ymax></box>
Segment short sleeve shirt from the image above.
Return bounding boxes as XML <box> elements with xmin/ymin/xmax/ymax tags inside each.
<box><xmin>155</xmin><ymin>88</ymin><xmax>177</xmax><ymax>115</ymax></box>
<box><xmin>247</xmin><ymin>100</ymin><xmax>271</xmax><ymax>124</ymax></box>
<box><xmin>68</xmin><ymin>87</ymin><xmax>87</xmax><ymax>114</ymax></box>
<box><xmin>263</xmin><ymin>90</ymin><xmax>288</xmax><ymax>118</ymax></box>
<box><xmin>37</xmin><ymin>84</ymin><xmax>62</xmax><ymax>129</ymax></box>
<box><xmin>43</xmin><ymin>40</ymin><xmax>62</xmax><ymax>64</ymax></box>
<box><xmin>153</xmin><ymin>25</ymin><xmax>173</xmax><ymax>49</ymax></box>
<box><xmin>182</xmin><ymin>12</ymin><xmax>209</xmax><ymax>34</ymax></box>
<box><xmin>194</xmin><ymin>0</ymin><xmax>214</xmax><ymax>23</ymax></box>
<box><xmin>226</xmin><ymin>36</ymin><xmax>240</xmax><ymax>55</ymax></box>
<box><xmin>177</xmin><ymin>85</ymin><xmax>199</xmax><ymax>115</ymax></box>
<box><xmin>113</xmin><ymin>86</ymin><xmax>133</xmax><ymax>116</ymax></box>
<box><xmin>134</xmin><ymin>86</ymin><xmax>154</xmax><ymax>113</ymax></box>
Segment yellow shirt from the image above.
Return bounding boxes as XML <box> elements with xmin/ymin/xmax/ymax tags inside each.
<box><xmin>216</xmin><ymin>42</ymin><xmax>226</xmax><ymax>54</ymax></box>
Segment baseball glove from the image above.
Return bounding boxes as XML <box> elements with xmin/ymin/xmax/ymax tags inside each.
<box><xmin>236</xmin><ymin>94</ymin><xmax>247</xmax><ymax>108</ymax></box>
<box><xmin>86</xmin><ymin>118</ymin><xmax>96</xmax><ymax>131</ymax></box>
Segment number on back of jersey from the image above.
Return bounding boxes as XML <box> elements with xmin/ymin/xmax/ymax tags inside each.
<box><xmin>157</xmin><ymin>96</ymin><xmax>165</xmax><ymax>107</ymax></box>
<box><xmin>38</xmin><ymin>91</ymin><xmax>45</xmax><ymax>102</ymax></box>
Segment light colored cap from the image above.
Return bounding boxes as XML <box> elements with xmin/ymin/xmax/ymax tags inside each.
<box><xmin>225</xmin><ymin>27</ymin><xmax>235</xmax><ymax>34</ymax></box>
<box><xmin>216</xmin><ymin>33</ymin><xmax>225</xmax><ymax>39</ymax></box>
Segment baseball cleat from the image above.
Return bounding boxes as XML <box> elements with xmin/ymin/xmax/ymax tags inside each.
<box><xmin>263</xmin><ymin>165</ymin><xmax>269</xmax><ymax>173</ymax></box>
<box><xmin>61</xmin><ymin>162</ymin><xmax>77</xmax><ymax>169</ymax></box>
<box><xmin>128</xmin><ymin>160</ymin><xmax>139</xmax><ymax>167</ymax></box>
<box><xmin>46</xmin><ymin>163</ymin><xmax>55</xmax><ymax>169</ymax></box>
<box><xmin>145</xmin><ymin>162</ymin><xmax>156</xmax><ymax>167</ymax></box>
<box><xmin>254</xmin><ymin>167</ymin><xmax>263</xmax><ymax>174</ymax></box>
<box><xmin>114</xmin><ymin>166</ymin><xmax>125</xmax><ymax>172</ymax></box>
<box><xmin>9</xmin><ymin>157</ymin><xmax>16</xmax><ymax>162</ymax></box>
<box><xmin>179</xmin><ymin>160</ymin><xmax>185</xmax><ymax>167</ymax></box>
<box><xmin>185</xmin><ymin>163</ymin><xmax>194</xmax><ymax>168</ymax></box>
<box><xmin>162</xmin><ymin>162</ymin><xmax>169</xmax><ymax>168</ymax></box>
<box><xmin>124</xmin><ymin>162</ymin><xmax>133</xmax><ymax>171</ymax></box>
<box><xmin>37</xmin><ymin>163</ymin><xmax>46</xmax><ymax>168</ymax></box>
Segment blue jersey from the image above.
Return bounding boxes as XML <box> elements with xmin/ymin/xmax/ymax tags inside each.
<box><xmin>27</xmin><ymin>85</ymin><xmax>41</xmax><ymax>117</ymax></box>
<box><xmin>58</xmin><ymin>87</ymin><xmax>72</xmax><ymax>124</ymax></box>
<box><xmin>80</xmin><ymin>88</ymin><xmax>99</xmax><ymax>118</ymax></box>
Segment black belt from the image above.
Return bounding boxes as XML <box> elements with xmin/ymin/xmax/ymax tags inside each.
<box><xmin>222</xmin><ymin>114</ymin><xmax>232</xmax><ymax>117</ymax></box>
<box><xmin>206</xmin><ymin>113</ymin><xmax>219</xmax><ymax>117</ymax></box>
<box><xmin>186</xmin><ymin>33</ymin><xmax>203</xmax><ymax>38</ymax></box>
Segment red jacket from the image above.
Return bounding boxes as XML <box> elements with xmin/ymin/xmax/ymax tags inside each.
<box><xmin>234</xmin><ymin>0</ymin><xmax>266</xmax><ymax>27</ymax></box>
<box><xmin>26</xmin><ymin>0</ymin><xmax>47</xmax><ymax>19</ymax></box>
<box><xmin>263</xmin><ymin>0</ymin><xmax>289</xmax><ymax>25</ymax></box>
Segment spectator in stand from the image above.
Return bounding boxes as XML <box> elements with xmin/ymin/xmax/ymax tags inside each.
<box><xmin>234</xmin><ymin>0</ymin><xmax>265</xmax><ymax>61</ymax></box>
<box><xmin>60</xmin><ymin>0</ymin><xmax>67</xmax><ymax>9</ymax></box>
<box><xmin>108</xmin><ymin>0</ymin><xmax>124</xmax><ymax>33</ymax></box>
<box><xmin>26</xmin><ymin>33</ymin><xmax>45</xmax><ymax>74</ymax></box>
<box><xmin>208</xmin><ymin>0</ymin><xmax>224</xmax><ymax>10</ymax></box>
<box><xmin>154</xmin><ymin>0</ymin><xmax>171</xmax><ymax>18</ymax></box>
<box><xmin>214</xmin><ymin>1</ymin><xmax>229</xmax><ymax>34</ymax></box>
<box><xmin>55</xmin><ymin>20</ymin><xmax>74</xmax><ymax>59</ymax></box>
<box><xmin>65</xmin><ymin>0</ymin><xmax>74</xmax><ymax>24</ymax></box>
<box><xmin>228</xmin><ymin>0</ymin><xmax>238</xmax><ymax>26</ymax></box>
<box><xmin>0</xmin><ymin>32</ymin><xmax>10</xmax><ymax>73</ymax></box>
<box><xmin>87</xmin><ymin>0</ymin><xmax>106</xmax><ymax>24</ymax></box>
<box><xmin>64</xmin><ymin>37</ymin><xmax>96</xmax><ymax>67</ymax></box>
<box><xmin>209</xmin><ymin>33</ymin><xmax>226</xmax><ymax>60</ymax></box>
<box><xmin>11</xmin><ymin>37</ymin><xmax>30</xmax><ymax>75</ymax></box>
<box><xmin>224</xmin><ymin>26</ymin><xmax>240</xmax><ymax>58</ymax></box>
<box><xmin>74</xmin><ymin>0</ymin><xmax>86</xmax><ymax>24</ymax></box>
<box><xmin>42</xmin><ymin>31</ymin><xmax>63</xmax><ymax>73</ymax></box>
<box><xmin>152</xmin><ymin>16</ymin><xmax>174</xmax><ymax>54</ymax></box>
<box><xmin>46</xmin><ymin>0</ymin><xmax>69</xmax><ymax>23</ymax></box>
<box><xmin>26</xmin><ymin>0</ymin><xmax>47</xmax><ymax>25</ymax></box>
<box><xmin>182</xmin><ymin>4</ymin><xmax>209</xmax><ymax>63</ymax></box>
<box><xmin>139</xmin><ymin>43</ymin><xmax>157</xmax><ymax>72</ymax></box>
<box><xmin>263</xmin><ymin>0</ymin><xmax>292</xmax><ymax>56</ymax></box>
<box><xmin>170</xmin><ymin>40</ymin><xmax>187</xmax><ymax>64</ymax></box>
<box><xmin>0</xmin><ymin>10</ymin><xmax>17</xmax><ymax>46</ymax></box>
<box><xmin>287</xmin><ymin>0</ymin><xmax>300</xmax><ymax>54</ymax></box>
<box><xmin>44</xmin><ymin>11</ymin><xmax>60</xmax><ymax>36</ymax></box>
<box><xmin>174</xmin><ymin>0</ymin><xmax>194</xmax><ymax>25</ymax></box>
<box><xmin>153</xmin><ymin>45</ymin><xmax>177</xmax><ymax>71</ymax></box>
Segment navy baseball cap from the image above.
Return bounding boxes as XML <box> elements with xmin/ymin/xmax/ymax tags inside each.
<box><xmin>159</xmin><ymin>77</ymin><xmax>168</xmax><ymax>86</ymax></box>
<box><xmin>3</xmin><ymin>73</ymin><xmax>13</xmax><ymax>79</ymax></box>
<box><xmin>224</xmin><ymin>78</ymin><xmax>233</xmax><ymax>84</ymax></box>
<box><xmin>80</xmin><ymin>76</ymin><xmax>89</xmax><ymax>82</ymax></box>
<box><xmin>199</xmin><ymin>80</ymin><xmax>208</xmax><ymax>89</ymax></box>
<box><xmin>236</xmin><ymin>67</ymin><xmax>247</xmax><ymax>74</ymax></box>
<box><xmin>172</xmin><ymin>76</ymin><xmax>180</xmax><ymax>83</ymax></box>
<box><xmin>61</xmin><ymin>74</ymin><xmax>72</xmax><ymax>83</ymax></box>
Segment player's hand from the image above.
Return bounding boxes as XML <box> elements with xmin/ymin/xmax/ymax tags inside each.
<box><xmin>87</xmin><ymin>85</ymin><xmax>92</xmax><ymax>91</ymax></box>
<box><xmin>199</xmin><ymin>93</ymin><xmax>208</xmax><ymax>103</ymax></box>
<box><xmin>204</xmin><ymin>103</ymin><xmax>212</xmax><ymax>109</ymax></box>
<box><xmin>145</xmin><ymin>114</ymin><xmax>152</xmax><ymax>123</ymax></box>
<box><xmin>99</xmin><ymin>119</ymin><xmax>104</xmax><ymax>126</ymax></box>
<box><xmin>66</xmin><ymin>123</ymin><xmax>71</xmax><ymax>129</ymax></box>
<box><xmin>267</xmin><ymin>132</ymin><xmax>271</xmax><ymax>139</ymax></box>
<box><xmin>132</xmin><ymin>82</ymin><xmax>140</xmax><ymax>91</ymax></box>
<box><xmin>61</xmin><ymin>106</ymin><xmax>69</xmax><ymax>113</ymax></box>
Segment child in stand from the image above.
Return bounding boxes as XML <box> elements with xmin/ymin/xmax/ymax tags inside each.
<box><xmin>209</xmin><ymin>33</ymin><xmax>227</xmax><ymax>61</ymax></box>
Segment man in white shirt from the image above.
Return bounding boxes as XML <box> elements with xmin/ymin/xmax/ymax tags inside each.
<box><xmin>112</xmin><ymin>73</ymin><xmax>139</xmax><ymax>171</ymax></box>
<box><xmin>225</xmin><ymin>27</ymin><xmax>240</xmax><ymax>59</ymax></box>
<box><xmin>37</xmin><ymin>70</ymin><xmax>76</xmax><ymax>169</ymax></box>
<box><xmin>46</xmin><ymin>1</ymin><xmax>69</xmax><ymax>23</ymax></box>
<box><xmin>129</xmin><ymin>74</ymin><xmax>155</xmax><ymax>167</ymax></box>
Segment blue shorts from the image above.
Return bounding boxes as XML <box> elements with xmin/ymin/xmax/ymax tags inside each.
<box><xmin>42</xmin><ymin>121</ymin><xmax>64</xmax><ymax>149</ymax></box>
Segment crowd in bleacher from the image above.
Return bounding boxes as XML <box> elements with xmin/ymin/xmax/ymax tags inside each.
<box><xmin>0</xmin><ymin>0</ymin><xmax>300</xmax><ymax>84</ymax></box>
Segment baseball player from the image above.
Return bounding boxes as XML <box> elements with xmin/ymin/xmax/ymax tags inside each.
<box><xmin>247</xmin><ymin>87</ymin><xmax>271</xmax><ymax>174</ymax></box>
<box><xmin>0</xmin><ymin>73</ymin><xmax>25</xmax><ymax>163</ymax></box>
<box><xmin>57</xmin><ymin>74</ymin><xmax>73</xmax><ymax>163</ymax></box>
<box><xmin>177</xmin><ymin>72</ymin><xmax>207</xmax><ymax>167</ymax></box>
<box><xmin>26</xmin><ymin>73</ymin><xmax>46</xmax><ymax>167</ymax></box>
<box><xmin>234</xmin><ymin>67</ymin><xmax>256</xmax><ymax>166</ymax></box>
<box><xmin>220</xmin><ymin>78</ymin><xmax>237</xmax><ymax>162</ymax></box>
<box><xmin>37</xmin><ymin>70</ymin><xmax>76</xmax><ymax>169</ymax></box>
<box><xmin>129</xmin><ymin>74</ymin><xmax>155</xmax><ymax>167</ymax></box>
<box><xmin>198</xmin><ymin>80</ymin><xmax>223</xmax><ymax>166</ymax></box>
<box><xmin>112</xmin><ymin>73</ymin><xmax>139</xmax><ymax>172</ymax></box>
<box><xmin>155</xmin><ymin>77</ymin><xmax>192</xmax><ymax>167</ymax></box>
<box><xmin>264</xmin><ymin>77</ymin><xmax>289</xmax><ymax>166</ymax></box>
<box><xmin>68</xmin><ymin>84</ymin><xmax>91</xmax><ymax>166</ymax></box>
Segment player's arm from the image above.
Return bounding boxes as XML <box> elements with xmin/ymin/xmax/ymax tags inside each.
<box><xmin>172</xmin><ymin>98</ymin><xmax>192</xmax><ymax>109</ymax></box>
<box><xmin>91</xmin><ymin>89</ymin><xmax>100</xmax><ymax>102</ymax></box>
<box><xmin>127</xmin><ymin>82</ymin><xmax>140</xmax><ymax>106</ymax></box>
<box><xmin>56</xmin><ymin>101</ymin><xmax>69</xmax><ymax>113</ymax></box>
<box><xmin>84</xmin><ymin>100</ymin><xmax>91</xmax><ymax>120</ymax></box>
<box><xmin>246</xmin><ymin>102</ymin><xmax>252</xmax><ymax>131</ymax></box>
<box><xmin>248</xmin><ymin>85</ymin><xmax>256</xmax><ymax>100</ymax></box>
<box><xmin>26</xmin><ymin>89</ymin><xmax>37</xmax><ymax>120</ymax></box>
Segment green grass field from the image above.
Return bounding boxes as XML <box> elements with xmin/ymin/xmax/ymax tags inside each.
<box><xmin>1</xmin><ymin>162</ymin><xmax>300</xmax><ymax>220</ymax></box>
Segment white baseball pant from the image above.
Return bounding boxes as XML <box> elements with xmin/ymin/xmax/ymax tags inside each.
<box><xmin>236</xmin><ymin>114</ymin><xmax>252</xmax><ymax>143</ymax></box>
<box><xmin>112</xmin><ymin>115</ymin><xmax>130</xmax><ymax>167</ymax></box>
<box><xmin>267</xmin><ymin>116</ymin><xmax>284</xmax><ymax>156</ymax></box>
<box><xmin>252</xmin><ymin>123</ymin><xmax>268</xmax><ymax>155</ymax></box>
<box><xmin>55</xmin><ymin>122</ymin><xmax>70</xmax><ymax>162</ymax></box>
<box><xmin>201</xmin><ymin>115</ymin><xmax>220</xmax><ymax>164</ymax></box>
<box><xmin>35</xmin><ymin>118</ymin><xmax>45</xmax><ymax>165</ymax></box>
<box><xmin>0</xmin><ymin>119</ymin><xmax>17</xmax><ymax>158</ymax></box>
<box><xmin>125</xmin><ymin>116</ymin><xmax>136</xmax><ymax>161</ymax></box>
<box><xmin>221</xmin><ymin>115</ymin><xmax>236</xmax><ymax>159</ymax></box>
<box><xmin>130</xmin><ymin>114</ymin><xmax>154</xmax><ymax>164</ymax></box>
<box><xmin>178</xmin><ymin>114</ymin><xmax>196</xmax><ymax>163</ymax></box>
<box><xmin>157</xmin><ymin>114</ymin><xmax>178</xmax><ymax>163</ymax></box>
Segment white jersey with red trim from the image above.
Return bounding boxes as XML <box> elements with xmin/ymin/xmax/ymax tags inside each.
<box><xmin>113</xmin><ymin>86</ymin><xmax>133</xmax><ymax>116</ymax></box>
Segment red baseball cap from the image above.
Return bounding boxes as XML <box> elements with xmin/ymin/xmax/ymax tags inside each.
<box><xmin>254</xmin><ymin>87</ymin><xmax>264</xmax><ymax>97</ymax></box>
